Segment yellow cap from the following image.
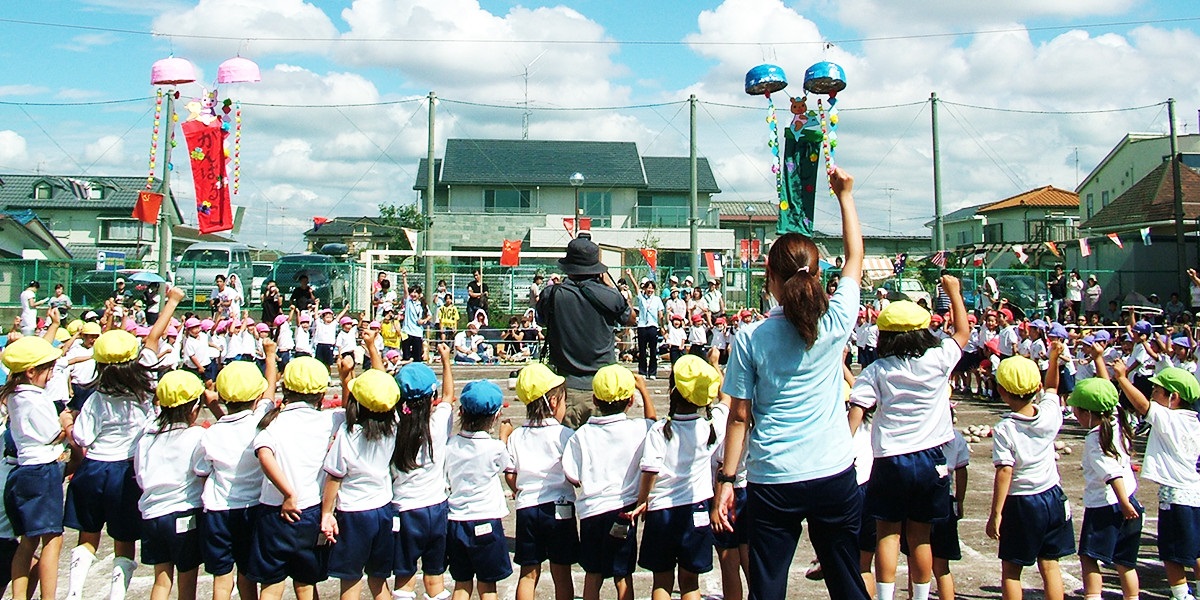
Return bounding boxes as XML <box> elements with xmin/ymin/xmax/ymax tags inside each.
<box><xmin>877</xmin><ymin>300</ymin><xmax>931</xmax><ymax>332</ymax></box>
<box><xmin>93</xmin><ymin>330</ymin><xmax>139</xmax><ymax>364</ymax></box>
<box><xmin>996</xmin><ymin>356</ymin><xmax>1041</xmax><ymax>396</ymax></box>
<box><xmin>282</xmin><ymin>356</ymin><xmax>329</xmax><ymax>395</ymax></box>
<box><xmin>66</xmin><ymin>319</ymin><xmax>84</xmax><ymax>335</ymax></box>
<box><xmin>516</xmin><ymin>363</ymin><xmax>566</xmax><ymax>404</ymax></box>
<box><xmin>592</xmin><ymin>364</ymin><xmax>636</xmax><ymax>403</ymax></box>
<box><xmin>215</xmin><ymin>361</ymin><xmax>268</xmax><ymax>403</ymax></box>
<box><xmin>156</xmin><ymin>370</ymin><xmax>205</xmax><ymax>408</ymax></box>
<box><xmin>81</xmin><ymin>322</ymin><xmax>102</xmax><ymax>336</ymax></box>
<box><xmin>55</xmin><ymin>328</ymin><xmax>69</xmax><ymax>343</ymax></box>
<box><xmin>1</xmin><ymin>336</ymin><xmax>60</xmax><ymax>373</ymax></box>
<box><xmin>349</xmin><ymin>369</ymin><xmax>401</xmax><ymax>413</ymax></box>
<box><xmin>671</xmin><ymin>355</ymin><xmax>721</xmax><ymax>406</ymax></box>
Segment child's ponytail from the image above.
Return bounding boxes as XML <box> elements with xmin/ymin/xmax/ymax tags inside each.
<box><xmin>392</xmin><ymin>392</ymin><xmax>434</xmax><ymax>472</ymax></box>
<box><xmin>769</xmin><ymin>234</ymin><xmax>828</xmax><ymax>346</ymax></box>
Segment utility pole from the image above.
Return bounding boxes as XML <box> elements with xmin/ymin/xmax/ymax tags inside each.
<box><xmin>931</xmin><ymin>92</ymin><xmax>944</xmax><ymax>253</ymax></box>
<box><xmin>690</xmin><ymin>94</ymin><xmax>700</xmax><ymax>282</ymax></box>
<box><xmin>157</xmin><ymin>92</ymin><xmax>175</xmax><ymax>278</ymax></box>
<box><xmin>425</xmin><ymin>91</ymin><xmax>436</xmax><ymax>299</ymax></box>
<box><xmin>1170</xmin><ymin>98</ymin><xmax>1187</xmax><ymax>293</ymax></box>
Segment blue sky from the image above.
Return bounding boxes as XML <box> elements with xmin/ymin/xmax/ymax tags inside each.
<box><xmin>2</xmin><ymin>0</ymin><xmax>1200</xmax><ymax>251</ymax></box>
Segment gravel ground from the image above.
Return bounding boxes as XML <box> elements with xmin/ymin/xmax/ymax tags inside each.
<box><xmin>52</xmin><ymin>363</ymin><xmax>1180</xmax><ymax>599</ymax></box>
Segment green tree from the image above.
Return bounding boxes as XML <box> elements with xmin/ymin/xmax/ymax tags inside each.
<box><xmin>377</xmin><ymin>203</ymin><xmax>430</xmax><ymax>250</ymax></box>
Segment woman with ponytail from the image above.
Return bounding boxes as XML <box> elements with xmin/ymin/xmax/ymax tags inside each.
<box><xmin>715</xmin><ymin>168</ymin><xmax>868</xmax><ymax>600</ymax></box>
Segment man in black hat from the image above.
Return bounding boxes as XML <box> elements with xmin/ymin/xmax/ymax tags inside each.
<box><xmin>537</xmin><ymin>235</ymin><xmax>634</xmax><ymax>428</ymax></box>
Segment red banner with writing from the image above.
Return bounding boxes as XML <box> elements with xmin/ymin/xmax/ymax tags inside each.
<box><xmin>182</xmin><ymin>120</ymin><xmax>233</xmax><ymax>234</ymax></box>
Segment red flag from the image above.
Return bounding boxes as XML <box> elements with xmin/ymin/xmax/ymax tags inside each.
<box><xmin>639</xmin><ymin>248</ymin><xmax>658</xmax><ymax>271</ymax></box>
<box><xmin>578</xmin><ymin>217</ymin><xmax>592</xmax><ymax>234</ymax></box>
<box><xmin>182</xmin><ymin>120</ymin><xmax>233</xmax><ymax>234</ymax></box>
<box><xmin>1044</xmin><ymin>241</ymin><xmax>1060</xmax><ymax>257</ymax></box>
<box><xmin>562</xmin><ymin>218</ymin><xmax>575</xmax><ymax>238</ymax></box>
<box><xmin>132</xmin><ymin>190</ymin><xmax>163</xmax><ymax>224</ymax></box>
<box><xmin>500</xmin><ymin>239</ymin><xmax>522</xmax><ymax>267</ymax></box>
<box><xmin>1107</xmin><ymin>232</ymin><xmax>1123</xmax><ymax>248</ymax></box>
<box><xmin>313</xmin><ymin>217</ymin><xmax>329</xmax><ymax>231</ymax></box>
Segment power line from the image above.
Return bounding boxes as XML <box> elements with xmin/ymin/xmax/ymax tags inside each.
<box><xmin>3</xmin><ymin>15</ymin><xmax>1199</xmax><ymax>45</ymax></box>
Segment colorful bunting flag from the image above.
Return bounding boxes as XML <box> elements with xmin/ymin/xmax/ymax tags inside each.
<box><xmin>1079</xmin><ymin>238</ymin><xmax>1091</xmax><ymax>257</ymax></box>
<box><xmin>401</xmin><ymin>227</ymin><xmax>418</xmax><ymax>251</ymax></box>
<box><xmin>1107</xmin><ymin>232</ymin><xmax>1123</xmax><ymax>248</ymax></box>
<box><xmin>1012</xmin><ymin>245</ymin><xmax>1028</xmax><ymax>264</ymax></box>
<box><xmin>312</xmin><ymin>217</ymin><xmax>329</xmax><ymax>231</ymax></box>
<box><xmin>930</xmin><ymin>250</ymin><xmax>947</xmax><ymax>268</ymax></box>
<box><xmin>1140</xmin><ymin>227</ymin><xmax>1152</xmax><ymax>246</ymax></box>
<box><xmin>67</xmin><ymin>178</ymin><xmax>92</xmax><ymax>201</ymax></box>
<box><xmin>972</xmin><ymin>251</ymin><xmax>985</xmax><ymax>267</ymax></box>
<box><xmin>705</xmin><ymin>251</ymin><xmax>724</xmax><ymax>279</ymax></box>
<box><xmin>639</xmin><ymin>248</ymin><xmax>658</xmax><ymax>272</ymax></box>
<box><xmin>1044</xmin><ymin>241</ymin><xmax>1060</xmax><ymax>257</ymax></box>
<box><xmin>500</xmin><ymin>239</ymin><xmax>522</xmax><ymax>267</ymax></box>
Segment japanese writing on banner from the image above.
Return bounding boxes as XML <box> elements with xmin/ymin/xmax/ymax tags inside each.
<box><xmin>182</xmin><ymin>120</ymin><xmax>233</xmax><ymax>234</ymax></box>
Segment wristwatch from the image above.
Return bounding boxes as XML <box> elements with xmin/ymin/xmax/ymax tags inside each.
<box><xmin>716</xmin><ymin>472</ymin><xmax>737</xmax><ymax>484</ymax></box>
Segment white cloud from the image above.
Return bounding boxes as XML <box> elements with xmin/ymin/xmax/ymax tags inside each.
<box><xmin>151</xmin><ymin>0</ymin><xmax>340</xmax><ymax>59</ymax></box>
<box><xmin>58</xmin><ymin>32</ymin><xmax>120</xmax><ymax>52</ymax></box>
<box><xmin>82</xmin><ymin>135</ymin><xmax>127</xmax><ymax>167</ymax></box>
<box><xmin>0</xmin><ymin>131</ymin><xmax>29</xmax><ymax>166</ymax></box>
<box><xmin>0</xmin><ymin>85</ymin><xmax>49</xmax><ymax>97</ymax></box>
<box><xmin>829</xmin><ymin>0</ymin><xmax>1136</xmax><ymax>34</ymax></box>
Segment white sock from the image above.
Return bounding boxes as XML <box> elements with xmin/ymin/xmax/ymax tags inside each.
<box><xmin>109</xmin><ymin>556</ymin><xmax>136</xmax><ymax>600</ymax></box>
<box><xmin>913</xmin><ymin>581</ymin><xmax>932</xmax><ymax>600</ymax></box>
<box><xmin>1172</xmin><ymin>583</ymin><xmax>1191</xmax><ymax>600</ymax></box>
<box><xmin>877</xmin><ymin>581</ymin><xmax>896</xmax><ymax>600</ymax></box>
<box><xmin>66</xmin><ymin>546</ymin><xmax>95</xmax><ymax>600</ymax></box>
<box><xmin>394</xmin><ymin>590</ymin><xmax>417</xmax><ymax>600</ymax></box>
<box><xmin>425</xmin><ymin>592</ymin><xmax>450</xmax><ymax>600</ymax></box>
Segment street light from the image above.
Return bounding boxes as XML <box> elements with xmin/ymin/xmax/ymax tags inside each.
<box><xmin>570</xmin><ymin>172</ymin><xmax>585</xmax><ymax>235</ymax></box>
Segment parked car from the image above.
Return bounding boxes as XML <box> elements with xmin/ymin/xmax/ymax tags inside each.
<box><xmin>881</xmin><ymin>277</ymin><xmax>932</xmax><ymax>307</ymax></box>
<box><xmin>996</xmin><ymin>274</ymin><xmax>1048</xmax><ymax>318</ymax></box>
<box><xmin>266</xmin><ymin>254</ymin><xmax>349</xmax><ymax>309</ymax></box>
<box><xmin>73</xmin><ymin>268</ymin><xmax>154</xmax><ymax>308</ymax></box>
<box><xmin>251</xmin><ymin>261</ymin><xmax>273</xmax><ymax>304</ymax></box>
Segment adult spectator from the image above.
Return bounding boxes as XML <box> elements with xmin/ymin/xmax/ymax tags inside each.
<box><xmin>260</xmin><ymin>279</ymin><xmax>282</xmax><ymax>324</ymax></box>
<box><xmin>933</xmin><ymin>269</ymin><xmax>951</xmax><ymax>315</ymax></box>
<box><xmin>373</xmin><ymin>278</ymin><xmax>397</xmax><ymax>321</ymax></box>
<box><xmin>466</xmin><ymin>269</ymin><xmax>489</xmax><ymax>321</ymax></box>
<box><xmin>143</xmin><ymin>282</ymin><xmax>161</xmax><ymax>325</ymax></box>
<box><xmin>372</xmin><ymin>271</ymin><xmax>389</xmax><ymax>294</ymax></box>
<box><xmin>1190</xmin><ymin>268</ymin><xmax>1200</xmax><ymax>310</ymax></box>
<box><xmin>47</xmin><ymin>283</ymin><xmax>72</xmax><ymax>319</ymax></box>
<box><xmin>1066</xmin><ymin>269</ymin><xmax>1084</xmax><ymax>316</ymax></box>
<box><xmin>224</xmin><ymin>273</ymin><xmax>245</xmax><ymax>317</ymax></box>
<box><xmin>703</xmin><ymin>278</ymin><xmax>726</xmax><ymax>320</ymax></box>
<box><xmin>1047</xmin><ymin>264</ymin><xmax>1066</xmax><ymax>320</ymax></box>
<box><xmin>1166</xmin><ymin>292</ymin><xmax>1187</xmax><ymax>323</ymax></box>
<box><xmin>634</xmin><ymin>277</ymin><xmax>665</xmax><ymax>379</ymax></box>
<box><xmin>19</xmin><ymin>280</ymin><xmax>43</xmax><ymax>335</ymax></box>
<box><xmin>290</xmin><ymin>274</ymin><xmax>317</xmax><ymax>312</ymax></box>
<box><xmin>111</xmin><ymin>277</ymin><xmax>131</xmax><ymax>306</ymax></box>
<box><xmin>716</xmin><ymin>168</ymin><xmax>868</xmax><ymax>600</ymax></box>
<box><xmin>453</xmin><ymin>322</ymin><xmax>493</xmax><ymax>363</ymax></box>
<box><xmin>528</xmin><ymin>274</ymin><xmax>543</xmax><ymax>312</ymax></box>
<box><xmin>1083</xmin><ymin>274</ymin><xmax>1102</xmax><ymax>318</ymax></box>
<box><xmin>399</xmin><ymin>270</ymin><xmax>431</xmax><ymax>362</ymax></box>
<box><xmin>536</xmin><ymin>235</ymin><xmax>633</xmax><ymax>428</ymax></box>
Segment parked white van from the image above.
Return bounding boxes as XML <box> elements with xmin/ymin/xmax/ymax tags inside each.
<box><xmin>173</xmin><ymin>242</ymin><xmax>253</xmax><ymax>305</ymax></box>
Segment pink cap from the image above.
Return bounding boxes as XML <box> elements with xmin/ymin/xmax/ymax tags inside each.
<box><xmin>215</xmin><ymin>321</ymin><xmax>229</xmax><ymax>334</ymax></box>
<box><xmin>385</xmin><ymin>349</ymin><xmax>400</xmax><ymax>360</ymax></box>
<box><xmin>165</xmin><ymin>326</ymin><xmax>179</xmax><ymax>337</ymax></box>
<box><xmin>184</xmin><ymin>317</ymin><xmax>201</xmax><ymax>328</ymax></box>
<box><xmin>339</xmin><ymin>316</ymin><xmax>354</xmax><ymax>325</ymax></box>
<box><xmin>200</xmin><ymin>318</ymin><xmax>214</xmax><ymax>331</ymax></box>
<box><xmin>255</xmin><ymin>323</ymin><xmax>270</xmax><ymax>333</ymax></box>
<box><xmin>169</xmin><ymin>318</ymin><xmax>181</xmax><ymax>328</ymax></box>
<box><xmin>369</xmin><ymin>320</ymin><xmax>381</xmax><ymax>329</ymax></box>
<box><xmin>134</xmin><ymin>326</ymin><xmax>150</xmax><ymax>337</ymax></box>
<box><xmin>319</xmin><ymin>308</ymin><xmax>333</xmax><ymax>315</ymax></box>
<box><xmin>273</xmin><ymin>315</ymin><xmax>288</xmax><ymax>327</ymax></box>
<box><xmin>299</xmin><ymin>314</ymin><xmax>312</xmax><ymax>324</ymax></box>
<box><xmin>123</xmin><ymin>320</ymin><xmax>138</xmax><ymax>332</ymax></box>
<box><xmin>243</xmin><ymin>318</ymin><xmax>255</xmax><ymax>326</ymax></box>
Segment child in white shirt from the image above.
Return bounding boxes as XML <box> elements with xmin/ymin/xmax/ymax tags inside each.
<box><xmin>665</xmin><ymin>315</ymin><xmax>687</xmax><ymax>365</ymax></box>
<box><xmin>687</xmin><ymin>315</ymin><xmax>708</xmax><ymax>358</ymax></box>
<box><xmin>294</xmin><ymin>314</ymin><xmax>314</xmax><ymax>358</ymax></box>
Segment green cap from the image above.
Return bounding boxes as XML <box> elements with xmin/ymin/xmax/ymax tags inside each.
<box><xmin>1148</xmin><ymin>367</ymin><xmax>1200</xmax><ymax>403</ymax></box>
<box><xmin>1066</xmin><ymin>377</ymin><xmax>1119</xmax><ymax>413</ymax></box>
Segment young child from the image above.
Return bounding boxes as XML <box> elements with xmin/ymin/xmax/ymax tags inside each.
<box><xmin>3</xmin><ymin>330</ymin><xmax>72</xmax><ymax>600</ymax></box>
<box><xmin>900</xmin><ymin>428</ymin><xmax>969</xmax><ymax>600</ymax></box>
<box><xmin>391</xmin><ymin>343</ymin><xmax>454</xmax><ymax>600</ymax></box>
<box><xmin>848</xmin><ymin>275</ymin><xmax>971</xmax><ymax>600</ymax></box>
<box><xmin>630</xmin><ymin>355</ymin><xmax>723</xmax><ymax>600</ymax></box>
<box><xmin>561</xmin><ymin>364</ymin><xmax>657</xmax><ymax>600</ymax></box>
<box><xmin>249</xmin><ymin>356</ymin><xmax>344</xmax><ymax>600</ymax></box>
<box><xmin>335</xmin><ymin>315</ymin><xmax>358</xmax><ymax>379</ymax></box>
<box><xmin>182</xmin><ymin>318</ymin><xmax>214</xmax><ymax>386</ymax></box>
<box><xmin>665</xmin><ymin>315</ymin><xmax>687</xmax><ymax>365</ymax></box>
<box><xmin>687</xmin><ymin>314</ymin><xmax>708</xmax><ymax>358</ymax></box>
<box><xmin>506</xmin><ymin>363</ymin><xmax>577</xmax><ymax>600</ymax></box>
<box><xmin>711</xmin><ymin>383</ymin><xmax>750</xmax><ymax>600</ymax></box>
<box><xmin>294</xmin><ymin>312</ymin><xmax>314</xmax><ymax>358</ymax></box>
<box><xmin>64</xmin><ymin>292</ymin><xmax>182</xmax><ymax>600</ymax></box>
<box><xmin>438</xmin><ymin>296</ymin><xmax>459</xmax><ymax>345</ymax></box>
<box><xmin>321</xmin><ymin>336</ymin><xmax>400</xmax><ymax>600</ymax></box>
<box><xmin>63</xmin><ymin>322</ymin><xmax>100</xmax><ymax>412</ymax></box>
<box><xmin>194</xmin><ymin>352</ymin><xmax>278</xmax><ymax>600</ymax></box>
<box><xmin>312</xmin><ymin>308</ymin><xmax>341</xmax><ymax>367</ymax></box>
<box><xmin>1111</xmin><ymin>361</ymin><xmax>1200</xmax><ymax>600</ymax></box>
<box><xmin>1067</xmin><ymin>375</ymin><xmax>1141</xmax><ymax>600</ymax></box>
<box><xmin>274</xmin><ymin>314</ymin><xmax>294</xmax><ymax>373</ymax></box>
<box><xmin>986</xmin><ymin>352</ymin><xmax>1075</xmax><ymax>600</ymax></box>
<box><xmin>134</xmin><ymin>370</ymin><xmax>209</xmax><ymax>600</ymax></box>
<box><xmin>444</xmin><ymin>380</ymin><xmax>512</xmax><ymax>600</ymax></box>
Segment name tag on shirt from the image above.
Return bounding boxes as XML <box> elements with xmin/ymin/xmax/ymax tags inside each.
<box><xmin>176</xmin><ymin>514</ymin><xmax>197</xmax><ymax>534</ymax></box>
<box><xmin>1063</xmin><ymin>499</ymin><xmax>1071</xmax><ymax>521</ymax></box>
<box><xmin>693</xmin><ymin>510</ymin><xmax>710</xmax><ymax>529</ymax></box>
<box><xmin>935</xmin><ymin>464</ymin><xmax>949</xmax><ymax>478</ymax></box>
<box><xmin>474</xmin><ymin>522</ymin><xmax>493</xmax><ymax>537</ymax></box>
<box><xmin>554</xmin><ymin>502</ymin><xmax>574</xmax><ymax>521</ymax></box>
<box><xmin>393</xmin><ymin>516</ymin><xmax>402</xmax><ymax>533</ymax></box>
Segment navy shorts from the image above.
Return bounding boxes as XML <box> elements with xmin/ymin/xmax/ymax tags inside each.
<box><xmin>328</xmin><ymin>505</ymin><xmax>396</xmax><ymax>580</ymax></box>
<box><xmin>248</xmin><ymin>504</ymin><xmax>330</xmax><ymax>585</ymax></box>
<box><xmin>513</xmin><ymin>502</ymin><xmax>580</xmax><ymax>566</ymax></box>
<box><xmin>1079</xmin><ymin>498</ymin><xmax>1143</xmax><ymax>568</ymax></box>
<box><xmin>997</xmin><ymin>486</ymin><xmax>1075</xmax><ymax>566</ymax></box>
<box><xmin>900</xmin><ymin>515</ymin><xmax>962</xmax><ymax>561</ymax></box>
<box><xmin>64</xmin><ymin>458</ymin><xmax>143</xmax><ymax>542</ymax></box>
<box><xmin>446</xmin><ymin>518</ymin><xmax>512</xmax><ymax>584</ymax></box>
<box><xmin>865</xmin><ymin>446</ymin><xmax>951</xmax><ymax>524</ymax></box>
<box><xmin>1058</xmin><ymin>368</ymin><xmax>1076</xmax><ymax>394</ymax></box>
<box><xmin>713</xmin><ymin>487</ymin><xmax>749</xmax><ymax>550</ymax></box>
<box><xmin>201</xmin><ymin>506</ymin><xmax>258</xmax><ymax>576</ymax></box>
<box><xmin>856</xmin><ymin>484</ymin><xmax>877</xmax><ymax>553</ymax></box>
<box><xmin>638</xmin><ymin>501</ymin><xmax>715</xmax><ymax>574</ymax></box>
<box><xmin>68</xmin><ymin>384</ymin><xmax>94</xmax><ymax>412</ymax></box>
<box><xmin>4</xmin><ymin>461</ymin><xmax>65</xmax><ymax>537</ymax></box>
<box><xmin>1158</xmin><ymin>501</ymin><xmax>1200</xmax><ymax>565</ymax></box>
<box><xmin>393</xmin><ymin>501</ymin><xmax>449</xmax><ymax>577</ymax></box>
<box><xmin>141</xmin><ymin>508</ymin><xmax>203</xmax><ymax>571</ymax></box>
<box><xmin>578</xmin><ymin>506</ymin><xmax>638</xmax><ymax>578</ymax></box>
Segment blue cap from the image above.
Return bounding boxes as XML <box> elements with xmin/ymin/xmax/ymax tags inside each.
<box><xmin>1082</xmin><ymin>334</ymin><xmax>1096</xmax><ymax>344</ymax></box>
<box><xmin>1030</xmin><ymin>319</ymin><xmax>1048</xmax><ymax>330</ymax></box>
<box><xmin>396</xmin><ymin>363</ymin><xmax>438</xmax><ymax>400</ymax></box>
<box><xmin>459</xmin><ymin>380</ymin><xmax>503</xmax><ymax>416</ymax></box>
<box><xmin>1133</xmin><ymin>320</ymin><xmax>1153</xmax><ymax>336</ymax></box>
<box><xmin>1048</xmin><ymin>323</ymin><xmax>1069</xmax><ymax>339</ymax></box>
<box><xmin>1174</xmin><ymin>336</ymin><xmax>1194</xmax><ymax>349</ymax></box>
<box><xmin>1093</xmin><ymin>330</ymin><xmax>1111</xmax><ymax>343</ymax></box>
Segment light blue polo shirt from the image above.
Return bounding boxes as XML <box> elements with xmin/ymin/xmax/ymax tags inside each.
<box><xmin>636</xmin><ymin>293</ymin><xmax>664</xmax><ymax>328</ymax></box>
<box><xmin>722</xmin><ymin>277</ymin><xmax>858</xmax><ymax>485</ymax></box>
<box><xmin>402</xmin><ymin>297</ymin><xmax>425</xmax><ymax>338</ymax></box>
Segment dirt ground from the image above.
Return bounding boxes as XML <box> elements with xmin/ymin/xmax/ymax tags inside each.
<box><xmin>52</xmin><ymin>363</ymin><xmax>1180</xmax><ymax>599</ymax></box>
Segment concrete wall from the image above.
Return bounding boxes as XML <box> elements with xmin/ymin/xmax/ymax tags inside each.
<box><xmin>1060</xmin><ymin>236</ymin><xmax>1197</xmax><ymax>302</ymax></box>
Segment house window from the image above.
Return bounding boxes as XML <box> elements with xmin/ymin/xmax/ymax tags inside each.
<box><xmin>983</xmin><ymin>223</ymin><xmax>1004</xmax><ymax>243</ymax></box>
<box><xmin>1028</xmin><ymin>219</ymin><xmax>1078</xmax><ymax>243</ymax></box>
<box><xmin>100</xmin><ymin>219</ymin><xmax>155</xmax><ymax>242</ymax></box>
<box><xmin>483</xmin><ymin>189</ymin><xmax>531</xmax><ymax>213</ymax></box>
<box><xmin>635</xmin><ymin>193</ymin><xmax>688</xmax><ymax>227</ymax></box>
<box><xmin>581</xmin><ymin>191</ymin><xmax>612</xmax><ymax>228</ymax></box>
<box><xmin>1101</xmin><ymin>190</ymin><xmax>1109</xmax><ymax>207</ymax></box>
<box><xmin>34</xmin><ymin>183</ymin><xmax>52</xmax><ymax>200</ymax></box>
<box><xmin>957</xmin><ymin>231</ymin><xmax>969</xmax><ymax>245</ymax></box>
<box><xmin>1086</xmin><ymin>194</ymin><xmax>1094</xmax><ymax>219</ymax></box>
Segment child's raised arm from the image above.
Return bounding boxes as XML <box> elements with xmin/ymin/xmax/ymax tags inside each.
<box><xmin>437</xmin><ymin>343</ymin><xmax>455</xmax><ymax>404</ymax></box>
<box><xmin>1045</xmin><ymin>341</ymin><xmax>1062</xmax><ymax>394</ymax></box>
<box><xmin>1110</xmin><ymin>359</ymin><xmax>1150</xmax><ymax>416</ymax></box>
<box><xmin>942</xmin><ymin>275</ymin><xmax>970</xmax><ymax>349</ymax></box>
<box><xmin>831</xmin><ymin>168</ymin><xmax>863</xmax><ymax>287</ymax></box>
<box><xmin>634</xmin><ymin>374</ymin><xmax>656</xmax><ymax>421</ymax></box>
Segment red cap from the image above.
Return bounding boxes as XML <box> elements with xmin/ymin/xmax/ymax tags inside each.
<box><xmin>930</xmin><ymin>314</ymin><xmax>944</xmax><ymax>324</ymax></box>
<box><xmin>691</xmin><ymin>314</ymin><xmax>703</xmax><ymax>324</ymax></box>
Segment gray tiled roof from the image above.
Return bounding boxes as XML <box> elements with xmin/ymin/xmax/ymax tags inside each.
<box><xmin>0</xmin><ymin>174</ymin><xmax>183</xmax><ymax>220</ymax></box>
<box><xmin>439</xmin><ymin>139</ymin><xmax>646</xmax><ymax>188</ymax></box>
<box><xmin>641</xmin><ymin>157</ymin><xmax>720</xmax><ymax>194</ymax></box>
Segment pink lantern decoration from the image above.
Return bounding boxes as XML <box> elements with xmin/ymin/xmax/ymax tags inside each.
<box><xmin>217</xmin><ymin>57</ymin><xmax>261</xmax><ymax>84</ymax></box>
<box><xmin>150</xmin><ymin>57</ymin><xmax>197</xmax><ymax>86</ymax></box>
